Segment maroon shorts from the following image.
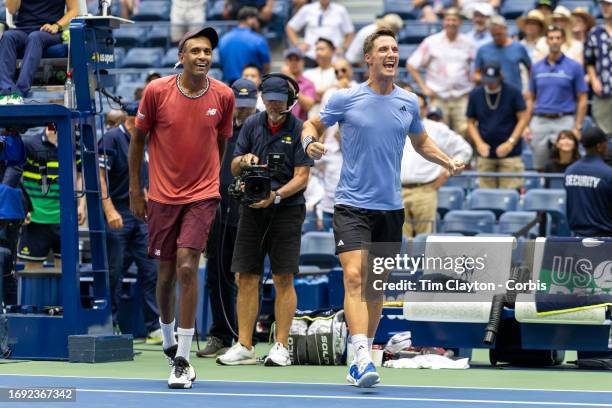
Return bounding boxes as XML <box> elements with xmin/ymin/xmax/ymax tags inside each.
<box><xmin>147</xmin><ymin>198</ymin><xmax>219</xmax><ymax>260</ymax></box>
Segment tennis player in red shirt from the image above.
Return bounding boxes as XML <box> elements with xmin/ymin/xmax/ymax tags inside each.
<box><xmin>128</xmin><ymin>27</ymin><xmax>235</xmax><ymax>389</ymax></box>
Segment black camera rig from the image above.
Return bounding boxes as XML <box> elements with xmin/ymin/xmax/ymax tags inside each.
<box><xmin>228</xmin><ymin>153</ymin><xmax>285</xmax><ymax>205</ymax></box>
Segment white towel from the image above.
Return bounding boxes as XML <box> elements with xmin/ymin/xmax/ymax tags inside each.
<box><xmin>383</xmin><ymin>355</ymin><xmax>470</xmax><ymax>369</ymax></box>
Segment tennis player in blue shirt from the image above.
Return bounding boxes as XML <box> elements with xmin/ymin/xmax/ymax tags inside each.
<box><xmin>301</xmin><ymin>28</ymin><xmax>465</xmax><ymax>387</ymax></box>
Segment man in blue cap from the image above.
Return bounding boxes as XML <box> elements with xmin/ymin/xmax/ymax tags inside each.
<box><xmin>217</xmin><ymin>74</ymin><xmax>313</xmax><ymax>367</ymax></box>
<box><xmin>197</xmin><ymin>79</ymin><xmax>258</xmax><ymax>358</ymax></box>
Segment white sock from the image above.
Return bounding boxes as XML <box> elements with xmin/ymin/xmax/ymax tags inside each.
<box><xmin>351</xmin><ymin>334</ymin><xmax>370</xmax><ymax>363</ymax></box>
<box><xmin>176</xmin><ymin>327</ymin><xmax>194</xmax><ymax>362</ymax></box>
<box><xmin>160</xmin><ymin>318</ymin><xmax>177</xmax><ymax>349</ymax></box>
<box><xmin>368</xmin><ymin>337</ymin><xmax>374</xmax><ymax>352</ymax></box>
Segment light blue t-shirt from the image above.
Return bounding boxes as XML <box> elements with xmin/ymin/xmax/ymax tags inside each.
<box><xmin>475</xmin><ymin>41</ymin><xmax>531</xmax><ymax>91</ymax></box>
<box><xmin>320</xmin><ymin>83</ymin><xmax>424</xmax><ymax>211</ymax></box>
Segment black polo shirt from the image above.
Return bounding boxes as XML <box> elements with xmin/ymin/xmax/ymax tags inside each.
<box><xmin>98</xmin><ymin>125</ymin><xmax>147</xmax><ymax>206</ymax></box>
<box><xmin>233</xmin><ymin>111</ymin><xmax>313</xmax><ymax>206</ymax></box>
<box><xmin>564</xmin><ymin>155</ymin><xmax>612</xmax><ymax>237</ymax></box>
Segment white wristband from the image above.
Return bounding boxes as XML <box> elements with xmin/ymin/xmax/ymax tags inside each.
<box><xmin>302</xmin><ymin>135</ymin><xmax>315</xmax><ymax>152</ymax></box>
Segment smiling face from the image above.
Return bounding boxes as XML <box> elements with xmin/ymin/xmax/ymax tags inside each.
<box><xmin>179</xmin><ymin>36</ymin><xmax>212</xmax><ymax>78</ymax></box>
<box><xmin>546</xmin><ymin>29</ymin><xmax>565</xmax><ymax>54</ymax></box>
<box><xmin>365</xmin><ymin>34</ymin><xmax>399</xmax><ymax>80</ymax></box>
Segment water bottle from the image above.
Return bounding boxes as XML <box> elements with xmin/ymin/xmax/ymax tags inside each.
<box><xmin>64</xmin><ymin>71</ymin><xmax>75</xmax><ymax>109</ymax></box>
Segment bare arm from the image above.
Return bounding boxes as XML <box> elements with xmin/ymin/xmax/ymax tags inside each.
<box><xmin>473</xmin><ymin>68</ymin><xmax>482</xmax><ymax>85</ymax></box>
<box><xmin>99</xmin><ymin>168</ymin><xmax>124</xmax><ymax>229</ymax></box>
<box><xmin>406</xmin><ymin>64</ymin><xmax>431</xmax><ymax>97</ymax></box>
<box><xmin>128</xmin><ymin>128</ymin><xmax>147</xmax><ymax>220</ymax></box>
<box><xmin>342</xmin><ymin>32</ymin><xmax>355</xmax><ymax>54</ymax></box>
<box><xmin>495</xmin><ymin>109</ymin><xmax>529</xmax><ymax>158</ymax></box>
<box><xmin>410</xmin><ymin>132</ymin><xmax>452</xmax><ymax>170</ymax></box>
<box><xmin>277</xmin><ymin>166</ymin><xmax>310</xmax><ymax>200</ymax></box>
<box><xmin>286</xmin><ymin>25</ymin><xmax>301</xmax><ymax>48</ymax></box>
<box><xmin>574</xmin><ymin>93</ymin><xmax>587</xmax><ymax>135</ymax></box>
<box><xmin>297</xmin><ymin>91</ymin><xmax>315</xmax><ymax>112</ymax></box>
<box><xmin>301</xmin><ymin>115</ymin><xmax>329</xmax><ymax>160</ymax></box>
<box><xmin>218</xmin><ymin>137</ymin><xmax>227</xmax><ymax>169</ymax></box>
<box><xmin>76</xmin><ymin>172</ymin><xmax>87</xmax><ymax>225</ymax></box>
<box><xmin>6</xmin><ymin>0</ymin><xmax>20</xmax><ymax>15</ymax></box>
<box><xmin>58</xmin><ymin>0</ymin><xmax>79</xmax><ymax>28</ymax></box>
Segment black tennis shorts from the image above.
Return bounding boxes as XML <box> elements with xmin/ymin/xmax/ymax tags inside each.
<box><xmin>231</xmin><ymin>204</ymin><xmax>306</xmax><ymax>275</ymax></box>
<box><xmin>332</xmin><ymin>204</ymin><xmax>404</xmax><ymax>255</ymax></box>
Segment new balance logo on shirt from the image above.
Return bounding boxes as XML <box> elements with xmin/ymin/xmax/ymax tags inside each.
<box><xmin>207</xmin><ymin>108</ymin><xmax>217</xmax><ymax>116</ymax></box>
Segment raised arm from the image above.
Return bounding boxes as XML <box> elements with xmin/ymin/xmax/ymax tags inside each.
<box><xmin>301</xmin><ymin>115</ymin><xmax>329</xmax><ymax>160</ymax></box>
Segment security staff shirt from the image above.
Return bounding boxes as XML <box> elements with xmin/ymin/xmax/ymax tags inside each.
<box><xmin>233</xmin><ymin>111</ymin><xmax>314</xmax><ymax>206</ymax></box>
<box><xmin>564</xmin><ymin>155</ymin><xmax>612</xmax><ymax>237</ymax></box>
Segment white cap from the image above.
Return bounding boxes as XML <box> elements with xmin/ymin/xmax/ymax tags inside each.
<box><xmin>471</xmin><ymin>3</ymin><xmax>495</xmax><ymax>17</ymax></box>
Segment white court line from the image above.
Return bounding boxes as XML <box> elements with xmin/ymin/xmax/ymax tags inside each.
<box><xmin>0</xmin><ymin>374</ymin><xmax>611</xmax><ymax>394</ymax></box>
<box><xmin>74</xmin><ymin>388</ymin><xmax>612</xmax><ymax>406</ymax></box>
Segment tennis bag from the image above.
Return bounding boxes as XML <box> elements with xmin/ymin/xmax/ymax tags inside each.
<box><xmin>273</xmin><ymin>309</ymin><xmax>348</xmax><ymax>365</ymax></box>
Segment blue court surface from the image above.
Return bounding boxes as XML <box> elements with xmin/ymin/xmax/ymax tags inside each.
<box><xmin>0</xmin><ymin>374</ymin><xmax>611</xmax><ymax>407</ymax></box>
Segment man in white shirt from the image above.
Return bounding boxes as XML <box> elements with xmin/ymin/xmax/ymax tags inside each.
<box><xmin>285</xmin><ymin>0</ymin><xmax>354</xmax><ymax>65</ymax></box>
<box><xmin>401</xmin><ymin>92</ymin><xmax>473</xmax><ymax>236</ymax></box>
<box><xmin>407</xmin><ymin>7</ymin><xmax>476</xmax><ymax>136</ymax></box>
<box><xmin>303</xmin><ymin>38</ymin><xmax>337</xmax><ymax>117</ymax></box>
<box><xmin>345</xmin><ymin>13</ymin><xmax>403</xmax><ymax>66</ymax></box>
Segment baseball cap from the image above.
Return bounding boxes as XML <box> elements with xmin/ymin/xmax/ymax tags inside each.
<box><xmin>471</xmin><ymin>3</ymin><xmax>494</xmax><ymax>17</ymax></box>
<box><xmin>581</xmin><ymin>126</ymin><xmax>608</xmax><ymax>148</ymax></box>
<box><xmin>489</xmin><ymin>15</ymin><xmax>507</xmax><ymax>27</ymax></box>
<box><xmin>426</xmin><ymin>106</ymin><xmax>444</xmax><ymax>120</ymax></box>
<box><xmin>261</xmin><ymin>76</ymin><xmax>289</xmax><ymax>102</ymax></box>
<box><xmin>600</xmin><ymin>0</ymin><xmax>612</xmax><ymax>4</ymax></box>
<box><xmin>284</xmin><ymin>47</ymin><xmax>304</xmax><ymax>59</ymax></box>
<box><xmin>123</xmin><ymin>102</ymin><xmax>139</xmax><ymax>117</ymax></box>
<box><xmin>482</xmin><ymin>62</ymin><xmax>502</xmax><ymax>84</ymax></box>
<box><xmin>232</xmin><ymin>78</ymin><xmax>258</xmax><ymax>108</ymax></box>
<box><xmin>178</xmin><ymin>27</ymin><xmax>219</xmax><ymax>52</ymax></box>
<box><xmin>535</xmin><ymin>0</ymin><xmax>554</xmax><ymax>8</ymax></box>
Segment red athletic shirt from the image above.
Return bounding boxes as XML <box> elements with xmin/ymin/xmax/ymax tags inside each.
<box><xmin>135</xmin><ymin>75</ymin><xmax>235</xmax><ymax>204</ymax></box>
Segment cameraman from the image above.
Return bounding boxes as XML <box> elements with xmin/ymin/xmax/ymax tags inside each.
<box><xmin>217</xmin><ymin>74</ymin><xmax>313</xmax><ymax>367</ymax></box>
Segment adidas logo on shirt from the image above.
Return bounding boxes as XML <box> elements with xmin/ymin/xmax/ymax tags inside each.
<box><xmin>337</xmin><ymin>240</ymin><xmax>344</xmax><ymax>247</ymax></box>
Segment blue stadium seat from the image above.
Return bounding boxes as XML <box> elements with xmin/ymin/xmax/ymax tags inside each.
<box><xmin>523</xmin><ymin>172</ymin><xmax>544</xmax><ymax>190</ymax></box>
<box><xmin>206</xmin><ymin>0</ymin><xmax>225</xmax><ymax>20</ymax></box>
<box><xmin>443</xmin><ymin>175</ymin><xmax>476</xmax><ymax>190</ymax></box>
<box><xmin>412</xmin><ymin>232</ymin><xmax>463</xmax><ymax>257</ymax></box>
<box><xmin>209</xmin><ymin>68</ymin><xmax>223</xmax><ymax>81</ymax></box>
<box><xmin>500</xmin><ymin>0</ymin><xmax>534</xmax><ymax>19</ymax></box>
<box><xmin>132</xmin><ymin>1</ymin><xmax>171</xmax><ymax>21</ymax></box>
<box><xmin>398</xmin><ymin>44</ymin><xmax>418</xmax><ymax>66</ymax></box>
<box><xmin>437</xmin><ymin>186</ymin><xmax>465</xmax><ymax>218</ymax></box>
<box><xmin>114</xmin><ymin>27</ymin><xmax>147</xmax><ymax>47</ymax></box>
<box><xmin>147</xmin><ymin>25</ymin><xmax>170</xmax><ymax>47</ymax></box>
<box><xmin>383</xmin><ymin>0</ymin><xmax>418</xmax><ymax>19</ymax></box>
<box><xmin>466</xmin><ymin>188</ymin><xmax>519</xmax><ymax>217</ymax></box>
<box><xmin>115</xmin><ymin>81</ymin><xmax>143</xmax><ymax>102</ymax></box>
<box><xmin>521</xmin><ymin>146</ymin><xmax>534</xmax><ymax>170</ymax></box>
<box><xmin>559</xmin><ymin>0</ymin><xmax>596</xmax><ymax>14</ymax></box>
<box><xmin>398</xmin><ymin>22</ymin><xmax>441</xmax><ymax>45</ymax></box>
<box><xmin>499</xmin><ymin>211</ymin><xmax>539</xmax><ymax>236</ymax></box>
<box><xmin>523</xmin><ymin>189</ymin><xmax>570</xmax><ymax>236</ymax></box>
<box><xmin>114</xmin><ymin>48</ymin><xmax>126</xmax><ymax>68</ymax></box>
<box><xmin>162</xmin><ymin>47</ymin><xmax>179</xmax><ymax>67</ymax></box>
<box><xmin>300</xmin><ymin>231</ymin><xmax>339</xmax><ymax>269</ymax></box>
<box><xmin>43</xmin><ymin>44</ymin><xmax>68</xmax><ymax>58</ymax></box>
<box><xmin>120</xmin><ymin>47</ymin><xmax>164</xmax><ymax>68</ymax></box>
<box><xmin>523</xmin><ymin>189</ymin><xmax>566</xmax><ymax>216</ymax></box>
<box><xmin>442</xmin><ymin>210</ymin><xmax>496</xmax><ymax>235</ymax></box>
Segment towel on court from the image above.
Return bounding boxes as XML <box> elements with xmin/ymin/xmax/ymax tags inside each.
<box><xmin>383</xmin><ymin>355</ymin><xmax>469</xmax><ymax>369</ymax></box>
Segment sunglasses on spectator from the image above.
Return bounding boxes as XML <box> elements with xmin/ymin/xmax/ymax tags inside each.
<box><xmin>335</xmin><ymin>67</ymin><xmax>348</xmax><ymax>75</ymax></box>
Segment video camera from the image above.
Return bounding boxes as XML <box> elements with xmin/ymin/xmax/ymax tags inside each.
<box><xmin>228</xmin><ymin>153</ymin><xmax>285</xmax><ymax>205</ymax></box>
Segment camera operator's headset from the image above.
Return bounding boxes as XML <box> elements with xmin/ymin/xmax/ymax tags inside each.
<box><xmin>258</xmin><ymin>73</ymin><xmax>300</xmax><ymax>114</ymax></box>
